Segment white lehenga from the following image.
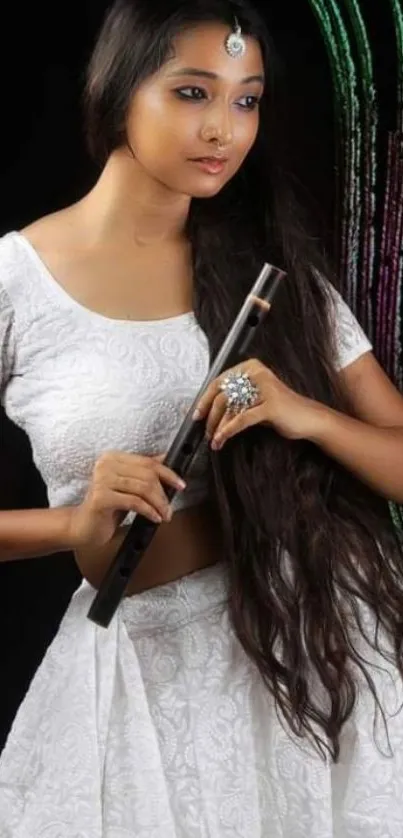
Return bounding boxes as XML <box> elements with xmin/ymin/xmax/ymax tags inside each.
<box><xmin>0</xmin><ymin>562</ymin><xmax>403</xmax><ymax>838</ymax></box>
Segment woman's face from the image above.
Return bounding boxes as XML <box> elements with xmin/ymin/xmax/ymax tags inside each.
<box><xmin>126</xmin><ymin>22</ymin><xmax>265</xmax><ymax>198</ymax></box>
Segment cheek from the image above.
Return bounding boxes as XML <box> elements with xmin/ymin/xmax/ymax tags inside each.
<box><xmin>128</xmin><ymin>95</ymin><xmax>195</xmax><ymax>161</ymax></box>
<box><xmin>236</xmin><ymin>116</ymin><xmax>259</xmax><ymax>155</ymax></box>
<box><xmin>229</xmin><ymin>118</ymin><xmax>259</xmax><ymax>173</ymax></box>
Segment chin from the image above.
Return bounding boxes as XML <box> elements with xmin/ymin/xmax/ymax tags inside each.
<box><xmin>190</xmin><ymin>186</ymin><xmax>225</xmax><ymax>199</ymax></box>
<box><xmin>185</xmin><ymin>176</ymin><xmax>230</xmax><ymax>200</ymax></box>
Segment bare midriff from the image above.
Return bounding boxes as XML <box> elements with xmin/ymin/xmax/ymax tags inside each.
<box><xmin>74</xmin><ymin>500</ymin><xmax>223</xmax><ymax>597</ymax></box>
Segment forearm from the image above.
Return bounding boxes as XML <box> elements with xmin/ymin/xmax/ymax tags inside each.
<box><xmin>74</xmin><ymin>526</ymin><xmax>128</xmax><ymax>589</ymax></box>
<box><xmin>0</xmin><ymin>506</ymin><xmax>76</xmax><ymax>562</ymax></box>
<box><xmin>309</xmin><ymin>404</ymin><xmax>403</xmax><ymax>503</ymax></box>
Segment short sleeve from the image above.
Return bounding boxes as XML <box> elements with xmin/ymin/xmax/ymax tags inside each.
<box><xmin>327</xmin><ymin>284</ymin><xmax>372</xmax><ymax>370</ymax></box>
<box><xmin>0</xmin><ymin>282</ymin><xmax>15</xmax><ymax>399</ymax></box>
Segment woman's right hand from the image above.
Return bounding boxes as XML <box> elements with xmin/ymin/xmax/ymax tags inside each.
<box><xmin>68</xmin><ymin>451</ymin><xmax>186</xmax><ymax>550</ymax></box>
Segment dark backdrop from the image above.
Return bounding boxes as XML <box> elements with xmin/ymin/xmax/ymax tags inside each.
<box><xmin>0</xmin><ymin>0</ymin><xmax>395</xmax><ymax>750</ymax></box>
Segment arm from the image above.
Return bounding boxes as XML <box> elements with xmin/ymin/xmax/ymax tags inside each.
<box><xmin>308</xmin><ymin>352</ymin><xmax>403</xmax><ymax>503</ymax></box>
<box><xmin>0</xmin><ymin>506</ymin><xmax>77</xmax><ymax>562</ymax></box>
<box><xmin>196</xmin><ymin>288</ymin><xmax>403</xmax><ymax>504</ymax></box>
<box><xmin>0</xmin><ymin>284</ymin><xmax>75</xmax><ymax>561</ymax></box>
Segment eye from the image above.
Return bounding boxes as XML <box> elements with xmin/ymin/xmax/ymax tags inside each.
<box><xmin>237</xmin><ymin>95</ymin><xmax>260</xmax><ymax>111</ymax></box>
<box><xmin>174</xmin><ymin>86</ymin><xmax>207</xmax><ymax>102</ymax></box>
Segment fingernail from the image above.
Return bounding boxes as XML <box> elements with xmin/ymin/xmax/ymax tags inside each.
<box><xmin>211</xmin><ymin>438</ymin><xmax>220</xmax><ymax>450</ymax></box>
<box><xmin>166</xmin><ymin>507</ymin><xmax>173</xmax><ymax>521</ymax></box>
<box><xmin>177</xmin><ymin>480</ymin><xmax>186</xmax><ymax>491</ymax></box>
<box><xmin>192</xmin><ymin>409</ymin><xmax>201</xmax><ymax>420</ymax></box>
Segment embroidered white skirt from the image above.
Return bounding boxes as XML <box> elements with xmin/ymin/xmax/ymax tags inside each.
<box><xmin>0</xmin><ymin>562</ymin><xmax>402</xmax><ymax>837</ymax></box>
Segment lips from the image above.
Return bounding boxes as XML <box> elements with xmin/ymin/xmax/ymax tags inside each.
<box><xmin>189</xmin><ymin>156</ymin><xmax>229</xmax><ymax>174</ymax></box>
<box><xmin>191</xmin><ymin>156</ymin><xmax>229</xmax><ymax>163</ymax></box>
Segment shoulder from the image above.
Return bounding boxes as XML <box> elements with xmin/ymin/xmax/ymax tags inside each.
<box><xmin>0</xmin><ymin>229</ymin><xmax>28</xmax><ymax>304</ymax></box>
<box><xmin>20</xmin><ymin>206</ymin><xmax>74</xmax><ymax>251</ymax></box>
<box><xmin>0</xmin><ymin>237</ymin><xmax>18</xmax><ymax>388</ymax></box>
<box><xmin>324</xmin><ymin>281</ymin><xmax>372</xmax><ymax>370</ymax></box>
<box><xmin>0</xmin><ymin>210</ymin><xmax>57</xmax><ymax>277</ymax></box>
<box><xmin>0</xmin><ymin>208</ymin><xmax>73</xmax><ymax>299</ymax></box>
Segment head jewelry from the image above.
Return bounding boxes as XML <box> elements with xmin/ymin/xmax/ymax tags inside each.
<box><xmin>225</xmin><ymin>17</ymin><xmax>246</xmax><ymax>59</ymax></box>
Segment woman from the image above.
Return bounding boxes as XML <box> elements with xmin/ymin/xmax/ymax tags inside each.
<box><xmin>0</xmin><ymin>0</ymin><xmax>403</xmax><ymax>834</ymax></box>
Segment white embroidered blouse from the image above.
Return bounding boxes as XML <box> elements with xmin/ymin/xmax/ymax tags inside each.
<box><xmin>0</xmin><ymin>231</ymin><xmax>372</xmax><ymax>517</ymax></box>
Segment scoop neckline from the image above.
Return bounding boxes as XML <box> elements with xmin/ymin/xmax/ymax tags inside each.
<box><xmin>13</xmin><ymin>230</ymin><xmax>196</xmax><ymax>328</ymax></box>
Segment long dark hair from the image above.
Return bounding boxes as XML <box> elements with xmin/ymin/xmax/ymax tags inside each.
<box><xmin>83</xmin><ymin>0</ymin><xmax>403</xmax><ymax>760</ymax></box>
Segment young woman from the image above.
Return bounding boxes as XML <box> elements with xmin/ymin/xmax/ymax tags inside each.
<box><xmin>1</xmin><ymin>0</ymin><xmax>403</xmax><ymax>835</ymax></box>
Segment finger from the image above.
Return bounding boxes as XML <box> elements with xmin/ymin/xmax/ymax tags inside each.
<box><xmin>104</xmin><ymin>488</ymin><xmax>165</xmax><ymax>524</ymax></box>
<box><xmin>211</xmin><ymin>409</ymin><xmax>238</xmax><ymax>443</ymax></box>
<box><xmin>112</xmin><ymin>475</ymin><xmax>172</xmax><ymax>521</ymax></box>
<box><xmin>144</xmin><ymin>453</ymin><xmax>186</xmax><ymax>490</ymax></box>
<box><xmin>115</xmin><ymin>454</ymin><xmax>185</xmax><ymax>492</ymax></box>
<box><xmin>211</xmin><ymin>404</ymin><xmax>268</xmax><ymax>449</ymax></box>
<box><xmin>205</xmin><ymin>393</ymin><xmax>228</xmax><ymax>440</ymax></box>
<box><xmin>193</xmin><ymin>363</ymin><xmax>254</xmax><ymax>420</ymax></box>
<box><xmin>115</xmin><ymin>451</ymin><xmax>167</xmax><ymax>468</ymax></box>
<box><xmin>192</xmin><ymin>379</ymin><xmax>221</xmax><ymax>420</ymax></box>
<box><xmin>156</xmin><ymin>463</ymin><xmax>187</xmax><ymax>491</ymax></box>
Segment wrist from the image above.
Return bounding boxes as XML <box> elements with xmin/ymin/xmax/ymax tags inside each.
<box><xmin>305</xmin><ymin>401</ymin><xmax>337</xmax><ymax>445</ymax></box>
<box><xmin>60</xmin><ymin>505</ymin><xmax>85</xmax><ymax>551</ymax></box>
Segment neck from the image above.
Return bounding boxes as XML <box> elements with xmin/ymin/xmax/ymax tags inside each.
<box><xmin>79</xmin><ymin>147</ymin><xmax>191</xmax><ymax>246</ymax></box>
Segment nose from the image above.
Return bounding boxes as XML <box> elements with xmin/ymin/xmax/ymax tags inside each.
<box><xmin>201</xmin><ymin>104</ymin><xmax>233</xmax><ymax>149</ymax></box>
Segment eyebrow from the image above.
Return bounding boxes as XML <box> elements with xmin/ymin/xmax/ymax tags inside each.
<box><xmin>168</xmin><ymin>68</ymin><xmax>265</xmax><ymax>85</ymax></box>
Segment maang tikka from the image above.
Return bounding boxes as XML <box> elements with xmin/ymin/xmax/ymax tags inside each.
<box><xmin>225</xmin><ymin>17</ymin><xmax>246</xmax><ymax>59</ymax></box>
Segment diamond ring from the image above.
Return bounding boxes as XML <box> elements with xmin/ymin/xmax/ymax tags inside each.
<box><xmin>219</xmin><ymin>371</ymin><xmax>260</xmax><ymax>415</ymax></box>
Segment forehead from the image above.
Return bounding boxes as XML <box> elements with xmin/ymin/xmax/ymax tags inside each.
<box><xmin>162</xmin><ymin>22</ymin><xmax>265</xmax><ymax>81</ymax></box>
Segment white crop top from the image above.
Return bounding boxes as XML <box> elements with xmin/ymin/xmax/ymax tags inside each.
<box><xmin>0</xmin><ymin>231</ymin><xmax>372</xmax><ymax>520</ymax></box>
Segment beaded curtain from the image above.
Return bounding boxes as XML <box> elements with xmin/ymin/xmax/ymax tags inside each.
<box><xmin>307</xmin><ymin>0</ymin><xmax>403</xmax><ymax>530</ymax></box>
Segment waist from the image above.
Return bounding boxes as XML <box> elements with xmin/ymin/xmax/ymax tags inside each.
<box><xmin>125</xmin><ymin>500</ymin><xmax>223</xmax><ymax>596</ymax></box>
<box><xmin>120</xmin><ymin>560</ymin><xmax>229</xmax><ymax>637</ymax></box>
<box><xmin>75</xmin><ymin>500</ymin><xmax>223</xmax><ymax>597</ymax></box>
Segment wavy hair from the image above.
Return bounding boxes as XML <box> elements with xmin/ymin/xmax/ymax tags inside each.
<box><xmin>83</xmin><ymin>0</ymin><xmax>403</xmax><ymax>759</ymax></box>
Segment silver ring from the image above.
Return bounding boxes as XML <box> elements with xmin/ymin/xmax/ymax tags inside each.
<box><xmin>219</xmin><ymin>371</ymin><xmax>260</xmax><ymax>415</ymax></box>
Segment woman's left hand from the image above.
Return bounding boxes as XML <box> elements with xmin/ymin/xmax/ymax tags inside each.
<box><xmin>193</xmin><ymin>359</ymin><xmax>327</xmax><ymax>450</ymax></box>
